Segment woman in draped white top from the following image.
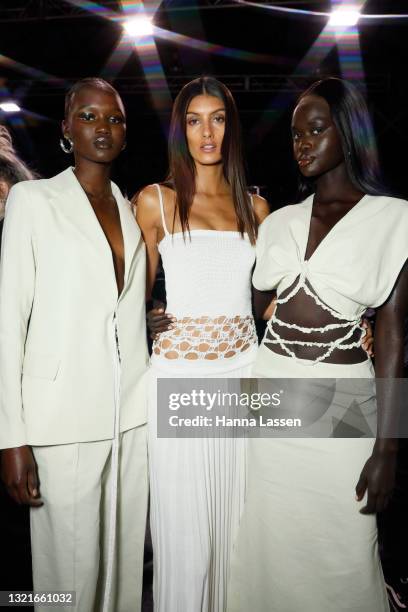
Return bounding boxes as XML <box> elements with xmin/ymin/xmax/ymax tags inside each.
<box><xmin>228</xmin><ymin>78</ymin><xmax>408</xmax><ymax>611</ymax></box>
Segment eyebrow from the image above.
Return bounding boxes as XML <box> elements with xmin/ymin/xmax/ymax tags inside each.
<box><xmin>291</xmin><ymin>116</ymin><xmax>328</xmax><ymax>127</ymax></box>
<box><xmin>186</xmin><ymin>108</ymin><xmax>226</xmax><ymax>115</ymax></box>
<box><xmin>306</xmin><ymin>115</ymin><xmax>327</xmax><ymax>122</ymax></box>
<box><xmin>76</xmin><ymin>104</ymin><xmax>124</xmax><ymax>114</ymax></box>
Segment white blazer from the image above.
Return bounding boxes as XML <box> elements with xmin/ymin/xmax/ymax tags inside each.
<box><xmin>0</xmin><ymin>167</ymin><xmax>149</xmax><ymax>448</ymax></box>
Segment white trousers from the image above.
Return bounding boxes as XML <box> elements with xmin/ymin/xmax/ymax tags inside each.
<box><xmin>30</xmin><ymin>424</ymin><xmax>148</xmax><ymax>612</ymax></box>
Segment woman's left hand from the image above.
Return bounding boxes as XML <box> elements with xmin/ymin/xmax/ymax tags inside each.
<box><xmin>355</xmin><ymin>448</ymin><xmax>396</xmax><ymax>514</ymax></box>
<box><xmin>361</xmin><ymin>318</ymin><xmax>374</xmax><ymax>357</ymax></box>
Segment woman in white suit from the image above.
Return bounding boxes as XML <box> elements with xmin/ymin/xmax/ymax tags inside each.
<box><xmin>0</xmin><ymin>78</ymin><xmax>149</xmax><ymax>612</ymax></box>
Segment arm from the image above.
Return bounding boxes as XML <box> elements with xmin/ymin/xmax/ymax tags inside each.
<box><xmin>133</xmin><ymin>185</ymin><xmax>162</xmax><ymax>300</ymax></box>
<box><xmin>252</xmin><ymin>195</ymin><xmax>277</xmax><ymax>321</ymax></box>
<box><xmin>253</xmin><ymin>289</ymin><xmax>277</xmax><ymax>321</ymax></box>
<box><xmin>133</xmin><ymin>186</ymin><xmax>174</xmax><ymax>337</ymax></box>
<box><xmin>0</xmin><ymin>184</ymin><xmax>42</xmax><ymax>506</ymax></box>
<box><xmin>355</xmin><ymin>260</ymin><xmax>408</xmax><ymax>514</ymax></box>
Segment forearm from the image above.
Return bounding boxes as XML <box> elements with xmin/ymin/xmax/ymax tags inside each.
<box><xmin>252</xmin><ymin>288</ymin><xmax>276</xmax><ymax>321</ymax></box>
<box><xmin>374</xmin><ymin>311</ymin><xmax>405</xmax><ymax>451</ymax></box>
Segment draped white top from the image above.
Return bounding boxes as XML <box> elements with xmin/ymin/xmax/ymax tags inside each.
<box><xmin>253</xmin><ymin>193</ymin><xmax>408</xmax><ymax>362</ymax></box>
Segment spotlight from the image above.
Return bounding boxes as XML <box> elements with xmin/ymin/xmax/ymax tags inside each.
<box><xmin>329</xmin><ymin>7</ymin><xmax>361</xmax><ymax>26</ymax></box>
<box><xmin>0</xmin><ymin>101</ymin><xmax>21</xmax><ymax>113</ymax></box>
<box><xmin>123</xmin><ymin>16</ymin><xmax>153</xmax><ymax>37</ymax></box>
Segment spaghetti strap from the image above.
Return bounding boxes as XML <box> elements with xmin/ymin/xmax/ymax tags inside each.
<box><xmin>154</xmin><ymin>183</ymin><xmax>169</xmax><ymax>236</ymax></box>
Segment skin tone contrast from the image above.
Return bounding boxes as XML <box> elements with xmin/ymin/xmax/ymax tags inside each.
<box><xmin>146</xmin><ymin>94</ymin><xmax>373</xmax><ymax>353</ymax></box>
<box><xmin>63</xmin><ymin>86</ymin><xmax>127</xmax><ymax>295</ymax></box>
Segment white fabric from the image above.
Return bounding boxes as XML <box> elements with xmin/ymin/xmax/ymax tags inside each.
<box><xmin>227</xmin><ymin>195</ymin><xmax>403</xmax><ymax>610</ymax></box>
<box><xmin>149</xmin><ymin>185</ymin><xmax>257</xmax><ymax>611</ymax></box>
<box><xmin>253</xmin><ymin>193</ymin><xmax>408</xmax><ymax>319</ymax></box>
<box><xmin>228</xmin><ymin>349</ymin><xmax>389</xmax><ymax>612</ymax></box>
<box><xmin>149</xmin><ymin>349</ymin><xmax>256</xmax><ymax>612</ymax></box>
<box><xmin>30</xmin><ymin>425</ymin><xmax>148</xmax><ymax>612</ymax></box>
<box><xmin>155</xmin><ymin>184</ymin><xmax>255</xmax><ymax>318</ymax></box>
<box><xmin>102</xmin><ymin>312</ymin><xmax>122</xmax><ymax>612</ymax></box>
<box><xmin>0</xmin><ymin>167</ymin><xmax>149</xmax><ymax>448</ymax></box>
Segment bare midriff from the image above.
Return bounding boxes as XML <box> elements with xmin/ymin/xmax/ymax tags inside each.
<box><xmin>153</xmin><ymin>315</ymin><xmax>257</xmax><ymax>360</ymax></box>
<box><xmin>265</xmin><ymin>278</ymin><xmax>367</xmax><ymax>364</ymax></box>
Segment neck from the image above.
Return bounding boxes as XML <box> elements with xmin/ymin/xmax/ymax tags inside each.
<box><xmin>73</xmin><ymin>159</ymin><xmax>113</xmax><ymax>198</ymax></box>
<box><xmin>314</xmin><ymin>162</ymin><xmax>364</xmax><ymax>204</ymax></box>
<box><xmin>194</xmin><ymin>162</ymin><xmax>229</xmax><ymax>196</ymax></box>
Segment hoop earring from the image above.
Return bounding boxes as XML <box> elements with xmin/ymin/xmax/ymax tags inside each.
<box><xmin>60</xmin><ymin>136</ymin><xmax>73</xmax><ymax>154</ymax></box>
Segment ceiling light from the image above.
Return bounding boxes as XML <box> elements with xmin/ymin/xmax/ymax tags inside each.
<box><xmin>123</xmin><ymin>16</ymin><xmax>153</xmax><ymax>37</ymax></box>
<box><xmin>329</xmin><ymin>7</ymin><xmax>361</xmax><ymax>26</ymax></box>
<box><xmin>0</xmin><ymin>101</ymin><xmax>21</xmax><ymax>113</ymax></box>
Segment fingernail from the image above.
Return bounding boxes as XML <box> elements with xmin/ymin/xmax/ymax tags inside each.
<box><xmin>32</xmin><ymin>488</ymin><xmax>37</xmax><ymax>497</ymax></box>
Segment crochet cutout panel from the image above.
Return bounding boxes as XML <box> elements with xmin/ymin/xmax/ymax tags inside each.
<box><xmin>153</xmin><ymin>315</ymin><xmax>257</xmax><ymax>360</ymax></box>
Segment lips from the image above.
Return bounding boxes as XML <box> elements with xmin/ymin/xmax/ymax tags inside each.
<box><xmin>201</xmin><ymin>143</ymin><xmax>217</xmax><ymax>153</ymax></box>
<box><xmin>298</xmin><ymin>156</ymin><xmax>314</xmax><ymax>168</ymax></box>
<box><xmin>94</xmin><ymin>136</ymin><xmax>113</xmax><ymax>149</ymax></box>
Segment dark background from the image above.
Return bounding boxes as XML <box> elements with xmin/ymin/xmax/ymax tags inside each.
<box><xmin>1</xmin><ymin>0</ymin><xmax>407</xmax><ymax>204</ymax></box>
<box><xmin>1</xmin><ymin>0</ymin><xmax>408</xmax><ymax>606</ymax></box>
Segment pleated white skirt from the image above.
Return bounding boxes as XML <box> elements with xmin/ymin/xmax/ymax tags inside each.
<box><xmin>148</xmin><ymin>345</ymin><xmax>257</xmax><ymax>612</ymax></box>
<box><xmin>227</xmin><ymin>346</ymin><xmax>389</xmax><ymax>612</ymax></box>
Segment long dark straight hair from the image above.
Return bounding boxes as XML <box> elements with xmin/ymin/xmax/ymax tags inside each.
<box><xmin>166</xmin><ymin>76</ymin><xmax>258</xmax><ymax>244</ymax></box>
<box><xmin>295</xmin><ymin>77</ymin><xmax>386</xmax><ymax>200</ymax></box>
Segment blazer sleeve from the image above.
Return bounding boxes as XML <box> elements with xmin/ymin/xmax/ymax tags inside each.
<box><xmin>0</xmin><ymin>183</ymin><xmax>36</xmax><ymax>449</ymax></box>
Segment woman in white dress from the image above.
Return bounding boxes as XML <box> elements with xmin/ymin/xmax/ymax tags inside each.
<box><xmin>135</xmin><ymin>76</ymin><xmax>270</xmax><ymax>612</ymax></box>
<box><xmin>228</xmin><ymin>77</ymin><xmax>408</xmax><ymax>611</ymax></box>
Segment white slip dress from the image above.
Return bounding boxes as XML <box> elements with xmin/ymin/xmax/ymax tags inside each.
<box><xmin>148</xmin><ymin>185</ymin><xmax>258</xmax><ymax>612</ymax></box>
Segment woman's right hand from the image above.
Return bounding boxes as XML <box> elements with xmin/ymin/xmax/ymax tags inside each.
<box><xmin>147</xmin><ymin>304</ymin><xmax>176</xmax><ymax>339</ymax></box>
<box><xmin>1</xmin><ymin>446</ymin><xmax>43</xmax><ymax>507</ymax></box>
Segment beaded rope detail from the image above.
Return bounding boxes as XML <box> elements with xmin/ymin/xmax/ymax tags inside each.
<box><xmin>153</xmin><ymin>315</ymin><xmax>257</xmax><ymax>360</ymax></box>
<box><xmin>264</xmin><ymin>270</ymin><xmax>365</xmax><ymax>365</ymax></box>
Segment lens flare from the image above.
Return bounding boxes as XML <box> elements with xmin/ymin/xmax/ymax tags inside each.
<box><xmin>123</xmin><ymin>16</ymin><xmax>153</xmax><ymax>37</ymax></box>
<box><xmin>329</xmin><ymin>8</ymin><xmax>361</xmax><ymax>26</ymax></box>
<box><xmin>0</xmin><ymin>101</ymin><xmax>21</xmax><ymax>113</ymax></box>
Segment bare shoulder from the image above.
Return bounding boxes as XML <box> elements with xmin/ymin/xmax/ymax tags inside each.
<box><xmin>132</xmin><ymin>184</ymin><xmax>163</xmax><ymax>233</ymax></box>
<box><xmin>132</xmin><ymin>184</ymin><xmax>160</xmax><ymax>210</ymax></box>
<box><xmin>252</xmin><ymin>194</ymin><xmax>270</xmax><ymax>223</ymax></box>
<box><xmin>134</xmin><ymin>183</ymin><xmax>176</xmax><ymax>209</ymax></box>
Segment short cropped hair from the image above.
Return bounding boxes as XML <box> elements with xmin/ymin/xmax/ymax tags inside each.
<box><xmin>64</xmin><ymin>78</ymin><xmax>120</xmax><ymax>118</ymax></box>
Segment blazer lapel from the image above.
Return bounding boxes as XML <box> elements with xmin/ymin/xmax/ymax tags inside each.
<box><xmin>112</xmin><ymin>184</ymin><xmax>141</xmax><ymax>285</ymax></box>
<box><xmin>48</xmin><ymin>167</ymin><xmax>142</xmax><ymax>292</ymax></box>
<box><xmin>48</xmin><ymin>167</ymin><xmax>111</xmax><ymax>256</ymax></box>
